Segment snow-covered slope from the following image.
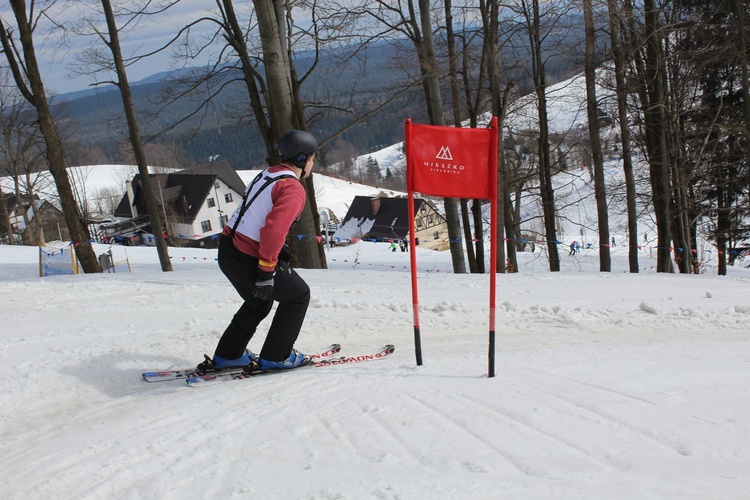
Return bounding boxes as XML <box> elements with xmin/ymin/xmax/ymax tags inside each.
<box><xmin>1</xmin><ymin>243</ymin><xmax>749</xmax><ymax>498</ymax></box>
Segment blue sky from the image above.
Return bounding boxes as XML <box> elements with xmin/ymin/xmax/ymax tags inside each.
<box><xmin>0</xmin><ymin>0</ymin><xmax>217</xmax><ymax>95</ymax></box>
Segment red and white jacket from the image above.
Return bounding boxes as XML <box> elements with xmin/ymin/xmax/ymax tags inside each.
<box><xmin>222</xmin><ymin>166</ymin><xmax>306</xmax><ymax>274</ymax></box>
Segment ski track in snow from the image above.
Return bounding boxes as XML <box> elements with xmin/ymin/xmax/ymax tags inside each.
<box><xmin>1</xmin><ymin>243</ymin><xmax>750</xmax><ymax>498</ymax></box>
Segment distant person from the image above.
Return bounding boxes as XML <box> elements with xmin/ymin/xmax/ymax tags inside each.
<box><xmin>569</xmin><ymin>241</ymin><xmax>576</xmax><ymax>255</ymax></box>
<box><xmin>197</xmin><ymin>130</ymin><xmax>318</xmax><ymax>374</ymax></box>
<box><xmin>390</xmin><ymin>241</ymin><xmax>398</xmax><ymax>252</ymax></box>
<box><xmin>611</xmin><ymin>236</ymin><xmax>616</xmax><ymax>247</ymax></box>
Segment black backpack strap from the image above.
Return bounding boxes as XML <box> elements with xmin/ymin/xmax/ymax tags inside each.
<box><xmin>228</xmin><ymin>172</ymin><xmax>297</xmax><ymax>240</ymax></box>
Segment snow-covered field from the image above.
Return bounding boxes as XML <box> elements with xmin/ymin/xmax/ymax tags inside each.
<box><xmin>1</xmin><ymin>241</ymin><xmax>749</xmax><ymax>499</ymax></box>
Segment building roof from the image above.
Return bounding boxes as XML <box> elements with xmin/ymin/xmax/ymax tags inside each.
<box><xmin>0</xmin><ymin>193</ymin><xmax>20</xmax><ymax>214</ymax></box>
<box><xmin>175</xmin><ymin>159</ymin><xmax>245</xmax><ymax>195</ymax></box>
<box><xmin>114</xmin><ymin>160</ymin><xmax>245</xmax><ymax>220</ymax></box>
<box><xmin>1</xmin><ymin>193</ymin><xmax>42</xmax><ymax>216</ymax></box>
<box><xmin>337</xmin><ymin>196</ymin><xmax>440</xmax><ymax>239</ymax></box>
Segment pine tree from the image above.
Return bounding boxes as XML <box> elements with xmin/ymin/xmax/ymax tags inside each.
<box><xmin>365</xmin><ymin>156</ymin><xmax>381</xmax><ymax>183</ymax></box>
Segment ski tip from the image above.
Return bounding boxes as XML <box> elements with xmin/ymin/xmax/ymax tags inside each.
<box><xmin>311</xmin><ymin>344</ymin><xmax>342</xmax><ymax>359</ymax></box>
<box><xmin>380</xmin><ymin>345</ymin><xmax>395</xmax><ymax>357</ymax></box>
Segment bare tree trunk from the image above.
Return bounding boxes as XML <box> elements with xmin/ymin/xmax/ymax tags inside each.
<box><xmin>446</xmin><ymin>0</ymin><xmax>479</xmax><ymax>273</ymax></box>
<box><xmin>254</xmin><ymin>0</ymin><xmax>294</xmax><ymax>138</ymax></box>
<box><xmin>584</xmin><ymin>0</ymin><xmax>611</xmax><ymax>272</ymax></box>
<box><xmin>444</xmin><ymin>0</ymin><xmax>461</xmax><ymax>129</ymax></box>
<box><xmin>24</xmin><ymin>172</ymin><xmax>45</xmax><ymax>245</ymax></box>
<box><xmin>730</xmin><ymin>0</ymin><xmax>750</xmax><ymax>270</ymax></box>
<box><xmin>716</xmin><ymin>178</ymin><xmax>728</xmax><ymax>275</ymax></box>
<box><xmin>732</xmin><ymin>0</ymin><xmax>750</xmax><ymax>156</ymax></box>
<box><xmin>220</xmin><ymin>0</ymin><xmax>274</xmax><ymax>161</ymax></box>
<box><xmin>253</xmin><ymin>0</ymin><xmax>323</xmax><ymax>269</ymax></box>
<box><xmin>472</xmin><ymin>200</ymin><xmax>486</xmax><ymax>273</ymax></box>
<box><xmin>461</xmin><ymin>199</ymin><xmax>479</xmax><ymax>272</ymax></box>
<box><xmin>15</xmin><ymin>176</ymin><xmax>36</xmax><ymax>245</ymax></box>
<box><xmin>285</xmin><ymin>7</ymin><xmax>327</xmax><ymax>270</ymax></box>
<box><xmin>496</xmin><ymin>85</ymin><xmax>515</xmax><ymax>274</ymax></box>
<box><xmin>662</xmin><ymin>30</ymin><xmax>694</xmax><ymax>275</ymax></box>
<box><xmin>0</xmin><ymin>185</ymin><xmax>14</xmax><ymax>244</ymax></box>
<box><xmin>0</xmin><ymin>1</ymin><xmax>99</xmax><ymax>273</ymax></box>
<box><xmin>482</xmin><ymin>0</ymin><xmax>512</xmax><ymax>273</ymax></box>
<box><xmin>671</xmin><ymin>169</ymin><xmax>692</xmax><ymax>273</ymax></box>
<box><xmin>417</xmin><ymin>0</ymin><xmax>466</xmax><ymax>273</ymax></box>
<box><xmin>607</xmin><ymin>0</ymin><xmax>639</xmax><ymax>273</ymax></box>
<box><xmin>643</xmin><ymin>0</ymin><xmax>674</xmax><ymax>273</ymax></box>
<box><xmin>528</xmin><ymin>0</ymin><xmax>560</xmax><ymax>271</ymax></box>
<box><xmin>100</xmin><ymin>0</ymin><xmax>172</xmax><ymax>272</ymax></box>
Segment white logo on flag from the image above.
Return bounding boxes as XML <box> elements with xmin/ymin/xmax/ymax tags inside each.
<box><xmin>436</xmin><ymin>146</ymin><xmax>453</xmax><ymax>160</ymax></box>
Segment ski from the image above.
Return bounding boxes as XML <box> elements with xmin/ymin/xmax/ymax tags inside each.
<box><xmin>185</xmin><ymin>344</ymin><xmax>395</xmax><ymax>387</ymax></box>
<box><xmin>142</xmin><ymin>344</ymin><xmax>341</xmax><ymax>383</ymax></box>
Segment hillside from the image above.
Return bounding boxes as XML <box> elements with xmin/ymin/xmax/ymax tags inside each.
<box><xmin>57</xmin><ymin>41</ymin><xmax>427</xmax><ymax>170</ymax></box>
<box><xmin>55</xmin><ymin>31</ymin><xmax>588</xmax><ymax>170</ymax></box>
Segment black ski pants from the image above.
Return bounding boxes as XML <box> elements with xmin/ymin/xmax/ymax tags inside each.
<box><xmin>214</xmin><ymin>234</ymin><xmax>310</xmax><ymax>362</ymax></box>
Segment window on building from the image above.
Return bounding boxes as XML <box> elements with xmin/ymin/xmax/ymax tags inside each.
<box><xmin>417</xmin><ymin>219</ymin><xmax>423</xmax><ymax>229</ymax></box>
<box><xmin>224</xmin><ymin>193</ymin><xmax>233</xmax><ymax>203</ymax></box>
<box><xmin>207</xmin><ymin>198</ymin><xmax>216</xmax><ymax>208</ymax></box>
<box><xmin>434</xmin><ymin>231</ymin><xmax>439</xmax><ymax>240</ymax></box>
<box><xmin>214</xmin><ymin>181</ymin><xmax>220</xmax><ymax>188</ymax></box>
<box><xmin>219</xmin><ymin>215</ymin><xmax>228</xmax><ymax>228</ymax></box>
<box><xmin>201</xmin><ymin>220</ymin><xmax>212</xmax><ymax>232</ymax></box>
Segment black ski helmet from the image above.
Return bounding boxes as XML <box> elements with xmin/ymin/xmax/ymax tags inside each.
<box><xmin>276</xmin><ymin>130</ymin><xmax>318</xmax><ymax>168</ymax></box>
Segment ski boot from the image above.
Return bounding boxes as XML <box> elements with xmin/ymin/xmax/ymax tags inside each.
<box><xmin>196</xmin><ymin>350</ymin><xmax>256</xmax><ymax>374</ymax></box>
<box><xmin>257</xmin><ymin>349</ymin><xmax>311</xmax><ymax>371</ymax></box>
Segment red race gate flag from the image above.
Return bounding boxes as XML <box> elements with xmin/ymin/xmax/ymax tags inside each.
<box><xmin>406</xmin><ymin>120</ymin><xmax>496</xmax><ymax>199</ymax></box>
<box><xmin>405</xmin><ymin>118</ymin><xmax>499</xmax><ymax>377</ymax></box>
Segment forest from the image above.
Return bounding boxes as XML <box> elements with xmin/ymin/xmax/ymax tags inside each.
<box><xmin>0</xmin><ymin>0</ymin><xmax>748</xmax><ymax>276</ymax></box>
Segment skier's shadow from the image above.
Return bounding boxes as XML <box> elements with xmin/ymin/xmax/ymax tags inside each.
<box><xmin>59</xmin><ymin>352</ymin><xmax>194</xmax><ymax>398</ymax></box>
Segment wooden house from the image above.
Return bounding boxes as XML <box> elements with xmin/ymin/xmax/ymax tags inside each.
<box><xmin>333</xmin><ymin>195</ymin><xmax>450</xmax><ymax>250</ymax></box>
<box><xmin>113</xmin><ymin>160</ymin><xmax>245</xmax><ymax>247</ymax></box>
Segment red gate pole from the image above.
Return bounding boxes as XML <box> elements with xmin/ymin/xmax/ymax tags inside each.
<box><xmin>405</xmin><ymin>119</ymin><xmax>423</xmax><ymax>366</ymax></box>
<box><xmin>488</xmin><ymin>117</ymin><xmax>499</xmax><ymax>378</ymax></box>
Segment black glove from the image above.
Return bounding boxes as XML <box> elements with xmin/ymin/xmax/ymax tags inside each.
<box><xmin>278</xmin><ymin>244</ymin><xmax>293</xmax><ymax>263</ymax></box>
<box><xmin>251</xmin><ymin>270</ymin><xmax>275</xmax><ymax>301</ymax></box>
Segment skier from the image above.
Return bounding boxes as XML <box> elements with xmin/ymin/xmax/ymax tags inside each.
<box><xmin>199</xmin><ymin>130</ymin><xmax>318</xmax><ymax>373</ymax></box>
